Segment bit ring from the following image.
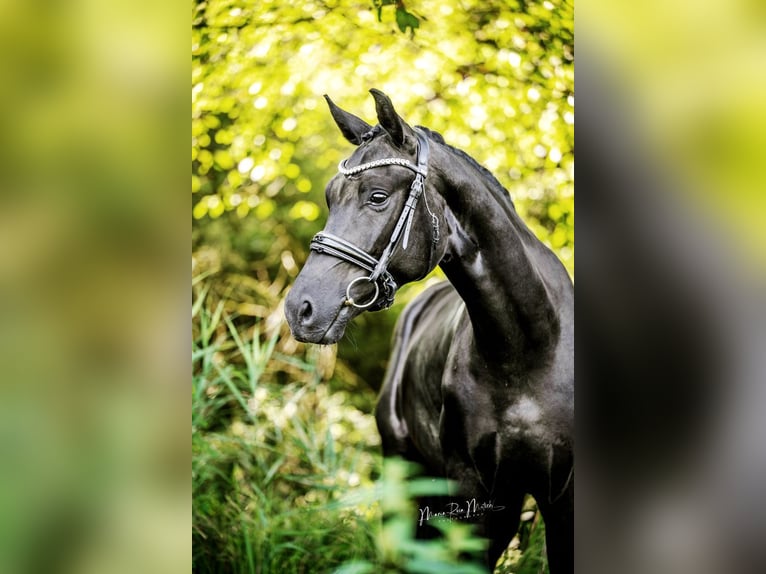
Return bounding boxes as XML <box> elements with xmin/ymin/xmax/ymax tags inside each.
<box><xmin>345</xmin><ymin>276</ymin><xmax>379</xmax><ymax>309</ymax></box>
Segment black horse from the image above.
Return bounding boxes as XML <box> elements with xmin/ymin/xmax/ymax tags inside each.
<box><xmin>285</xmin><ymin>89</ymin><xmax>573</xmax><ymax>573</ymax></box>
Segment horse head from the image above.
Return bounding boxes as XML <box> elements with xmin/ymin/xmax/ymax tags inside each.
<box><xmin>285</xmin><ymin>89</ymin><xmax>448</xmax><ymax>344</ymax></box>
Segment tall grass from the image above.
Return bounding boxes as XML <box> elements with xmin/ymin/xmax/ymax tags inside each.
<box><xmin>192</xmin><ymin>284</ymin><xmax>549</xmax><ymax>574</ymax></box>
<box><xmin>193</xmin><ymin>287</ymin><xmax>380</xmax><ymax>573</ymax></box>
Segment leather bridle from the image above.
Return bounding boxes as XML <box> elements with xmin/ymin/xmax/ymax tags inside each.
<box><xmin>309</xmin><ymin>128</ymin><xmax>438</xmax><ymax>311</ymax></box>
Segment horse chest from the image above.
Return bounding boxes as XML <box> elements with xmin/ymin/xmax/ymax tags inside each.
<box><xmin>441</xmin><ymin>350</ymin><xmax>559</xmax><ymax>467</ymax></box>
<box><xmin>498</xmin><ymin>393</ymin><xmax>559</xmax><ymax>472</ymax></box>
<box><xmin>445</xmin><ymin>373</ymin><xmax>549</xmax><ymax>441</ymax></box>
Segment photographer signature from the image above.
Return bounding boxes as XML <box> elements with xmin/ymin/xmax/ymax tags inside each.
<box><xmin>418</xmin><ymin>498</ymin><xmax>506</xmax><ymax>525</ymax></box>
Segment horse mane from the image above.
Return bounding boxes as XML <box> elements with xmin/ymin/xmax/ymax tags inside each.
<box><xmin>415</xmin><ymin>125</ymin><xmax>516</xmax><ymax>210</ymax></box>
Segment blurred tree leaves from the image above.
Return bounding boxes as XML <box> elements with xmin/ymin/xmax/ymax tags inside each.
<box><xmin>192</xmin><ymin>0</ymin><xmax>573</xmax><ymax>379</ymax></box>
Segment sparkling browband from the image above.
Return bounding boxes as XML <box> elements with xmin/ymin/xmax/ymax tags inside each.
<box><xmin>337</xmin><ymin>157</ymin><xmax>425</xmax><ymax>177</ymax></box>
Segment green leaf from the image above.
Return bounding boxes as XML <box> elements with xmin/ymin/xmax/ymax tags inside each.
<box><xmin>395</xmin><ymin>9</ymin><xmax>420</xmax><ymax>34</ymax></box>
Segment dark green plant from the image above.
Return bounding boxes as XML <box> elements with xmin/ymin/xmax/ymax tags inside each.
<box><xmin>193</xmin><ymin>285</ymin><xmax>380</xmax><ymax>573</ymax></box>
<box><xmin>333</xmin><ymin>457</ymin><xmax>487</xmax><ymax>574</ymax></box>
<box><xmin>332</xmin><ymin>457</ymin><xmax>549</xmax><ymax>574</ymax></box>
<box><xmin>372</xmin><ymin>0</ymin><xmax>421</xmax><ymax>36</ymax></box>
<box><xmin>192</xmin><ymin>284</ymin><xmax>549</xmax><ymax>573</ymax></box>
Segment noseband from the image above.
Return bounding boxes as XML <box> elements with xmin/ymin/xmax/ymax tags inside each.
<box><xmin>309</xmin><ymin>128</ymin><xmax>438</xmax><ymax>311</ymax></box>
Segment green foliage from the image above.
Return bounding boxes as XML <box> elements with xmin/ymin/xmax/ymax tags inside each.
<box><xmin>192</xmin><ymin>0</ymin><xmax>574</xmax><ymax>277</ymax></box>
<box><xmin>373</xmin><ymin>1</ymin><xmax>421</xmax><ymax>36</ymax></box>
<box><xmin>333</xmin><ymin>458</ymin><xmax>488</xmax><ymax>574</ymax></box>
<box><xmin>192</xmin><ymin>283</ymin><xmax>549</xmax><ymax>573</ymax></box>
<box><xmin>193</xmin><ymin>285</ymin><xmax>381</xmax><ymax>572</ymax></box>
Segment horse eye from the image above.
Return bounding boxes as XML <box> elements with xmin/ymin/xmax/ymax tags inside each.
<box><xmin>369</xmin><ymin>191</ymin><xmax>389</xmax><ymax>205</ymax></box>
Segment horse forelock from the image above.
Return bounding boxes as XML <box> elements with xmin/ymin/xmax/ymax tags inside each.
<box><xmin>360</xmin><ymin>125</ymin><xmax>383</xmax><ymax>142</ymax></box>
<box><xmin>346</xmin><ymin>125</ymin><xmax>413</xmax><ymax>168</ymax></box>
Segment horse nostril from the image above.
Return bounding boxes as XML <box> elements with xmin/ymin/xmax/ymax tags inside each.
<box><xmin>298</xmin><ymin>300</ymin><xmax>313</xmax><ymax>323</ymax></box>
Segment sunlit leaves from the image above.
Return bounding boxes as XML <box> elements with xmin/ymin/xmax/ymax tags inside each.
<box><xmin>192</xmin><ymin>0</ymin><xmax>574</xmax><ymax>274</ymax></box>
<box><xmin>289</xmin><ymin>200</ymin><xmax>321</xmax><ymax>222</ymax></box>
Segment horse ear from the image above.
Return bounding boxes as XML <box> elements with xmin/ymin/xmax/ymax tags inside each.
<box><xmin>324</xmin><ymin>94</ymin><xmax>372</xmax><ymax>145</ymax></box>
<box><xmin>370</xmin><ymin>88</ymin><xmax>410</xmax><ymax>147</ymax></box>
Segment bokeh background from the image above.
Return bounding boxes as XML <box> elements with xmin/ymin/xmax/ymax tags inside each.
<box><xmin>192</xmin><ymin>1</ymin><xmax>573</xmax><ymax>572</ymax></box>
<box><xmin>577</xmin><ymin>3</ymin><xmax>766</xmax><ymax>573</ymax></box>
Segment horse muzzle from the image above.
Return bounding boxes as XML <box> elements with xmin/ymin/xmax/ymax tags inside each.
<box><xmin>284</xmin><ymin>275</ymin><xmax>362</xmax><ymax>344</ymax></box>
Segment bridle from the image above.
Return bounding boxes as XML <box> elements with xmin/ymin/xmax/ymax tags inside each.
<box><xmin>309</xmin><ymin>128</ymin><xmax>438</xmax><ymax>311</ymax></box>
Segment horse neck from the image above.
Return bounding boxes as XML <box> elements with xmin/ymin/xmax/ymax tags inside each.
<box><xmin>430</xmin><ymin>142</ymin><xmax>566</xmax><ymax>365</ymax></box>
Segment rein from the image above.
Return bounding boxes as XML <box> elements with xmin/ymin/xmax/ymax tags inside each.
<box><xmin>309</xmin><ymin>128</ymin><xmax>436</xmax><ymax>311</ymax></box>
